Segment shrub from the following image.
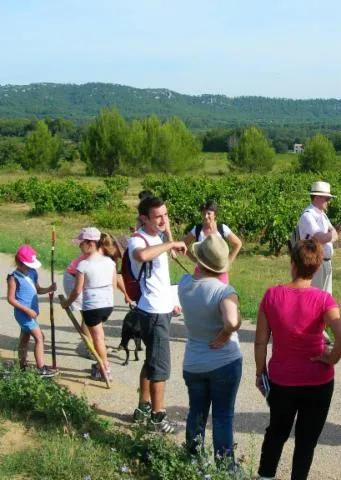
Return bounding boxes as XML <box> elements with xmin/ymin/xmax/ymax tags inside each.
<box><xmin>144</xmin><ymin>172</ymin><xmax>341</xmax><ymax>255</ymax></box>
<box><xmin>0</xmin><ymin>177</ymin><xmax>128</xmax><ymax>215</ymax></box>
<box><xmin>92</xmin><ymin>207</ymin><xmax>135</xmax><ymax>230</ymax></box>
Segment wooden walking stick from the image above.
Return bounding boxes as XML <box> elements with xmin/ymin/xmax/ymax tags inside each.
<box><xmin>50</xmin><ymin>225</ymin><xmax>57</xmax><ymax>370</ymax></box>
<box><xmin>172</xmin><ymin>256</ymin><xmax>191</xmax><ymax>274</ymax></box>
<box><xmin>58</xmin><ymin>294</ymin><xmax>111</xmax><ymax>389</ymax></box>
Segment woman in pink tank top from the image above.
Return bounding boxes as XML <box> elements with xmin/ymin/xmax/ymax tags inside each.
<box><xmin>254</xmin><ymin>239</ymin><xmax>341</xmax><ymax>480</ymax></box>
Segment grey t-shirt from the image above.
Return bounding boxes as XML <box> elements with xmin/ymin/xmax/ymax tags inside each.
<box><xmin>178</xmin><ymin>274</ymin><xmax>242</xmax><ymax>373</ymax></box>
<box><xmin>77</xmin><ymin>255</ymin><xmax>115</xmax><ymax>311</ymax></box>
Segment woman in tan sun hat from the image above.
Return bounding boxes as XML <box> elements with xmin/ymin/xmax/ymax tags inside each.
<box><xmin>178</xmin><ymin>234</ymin><xmax>242</xmax><ymax>474</ymax></box>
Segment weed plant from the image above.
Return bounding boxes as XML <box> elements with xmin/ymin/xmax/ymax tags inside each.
<box><xmin>0</xmin><ymin>361</ymin><xmax>252</xmax><ymax>480</ymax></box>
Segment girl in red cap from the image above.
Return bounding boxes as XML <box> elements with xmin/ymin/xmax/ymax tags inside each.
<box><xmin>7</xmin><ymin>244</ymin><xmax>57</xmax><ymax>377</ymax></box>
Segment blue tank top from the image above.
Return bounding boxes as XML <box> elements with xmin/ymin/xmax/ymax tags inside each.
<box><xmin>8</xmin><ymin>269</ymin><xmax>39</xmax><ymax>315</ymax></box>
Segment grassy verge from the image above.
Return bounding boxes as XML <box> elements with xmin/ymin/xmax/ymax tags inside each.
<box><xmin>0</xmin><ymin>362</ymin><xmax>253</xmax><ymax>479</ymax></box>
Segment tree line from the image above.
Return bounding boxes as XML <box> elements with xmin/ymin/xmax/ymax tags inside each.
<box><xmin>0</xmin><ymin>109</ymin><xmax>202</xmax><ymax>175</ymax></box>
<box><xmin>0</xmin><ymin>108</ymin><xmax>339</xmax><ymax>175</ymax></box>
<box><xmin>200</xmin><ymin>125</ymin><xmax>341</xmax><ymax>154</ymax></box>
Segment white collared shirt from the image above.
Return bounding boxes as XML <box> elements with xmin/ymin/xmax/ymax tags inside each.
<box><xmin>298</xmin><ymin>203</ymin><xmax>333</xmax><ymax>259</ymax></box>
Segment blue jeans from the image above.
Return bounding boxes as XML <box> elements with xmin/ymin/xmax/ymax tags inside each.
<box><xmin>183</xmin><ymin>358</ymin><xmax>242</xmax><ymax>459</ymax></box>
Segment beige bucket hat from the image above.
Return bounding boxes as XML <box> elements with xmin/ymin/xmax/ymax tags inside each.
<box><xmin>192</xmin><ymin>234</ymin><xmax>229</xmax><ymax>274</ymax></box>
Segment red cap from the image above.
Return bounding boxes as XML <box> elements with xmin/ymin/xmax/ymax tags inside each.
<box><xmin>15</xmin><ymin>245</ymin><xmax>41</xmax><ymax>269</ymax></box>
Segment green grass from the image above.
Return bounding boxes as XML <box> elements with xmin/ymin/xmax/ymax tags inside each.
<box><xmin>200</xmin><ymin>152</ymin><xmax>229</xmax><ymax>176</ymax></box>
<box><xmin>271</xmin><ymin>152</ymin><xmax>298</xmax><ymax>173</ymax></box>
<box><xmin>0</xmin><ymin>427</ymin><xmax>140</xmax><ymax>480</ymax></box>
<box><xmin>200</xmin><ymin>151</ymin><xmax>299</xmax><ymax>176</ymax></box>
<box><xmin>0</xmin><ymin>204</ymin><xmax>93</xmax><ymax>270</ymax></box>
<box><xmin>0</xmin><ymin>363</ymin><xmax>253</xmax><ymax>480</ymax></box>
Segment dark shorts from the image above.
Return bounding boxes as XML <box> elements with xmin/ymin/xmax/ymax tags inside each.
<box><xmin>137</xmin><ymin>309</ymin><xmax>171</xmax><ymax>382</ymax></box>
<box><xmin>82</xmin><ymin>307</ymin><xmax>113</xmax><ymax>328</ymax></box>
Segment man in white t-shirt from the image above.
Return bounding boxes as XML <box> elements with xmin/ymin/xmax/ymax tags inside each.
<box><xmin>298</xmin><ymin>181</ymin><xmax>338</xmax><ymax>293</ymax></box>
<box><xmin>128</xmin><ymin>196</ymin><xmax>187</xmax><ymax>433</ymax></box>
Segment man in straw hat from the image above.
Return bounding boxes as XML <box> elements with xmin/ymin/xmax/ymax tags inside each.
<box><xmin>298</xmin><ymin>181</ymin><xmax>338</xmax><ymax>294</ymax></box>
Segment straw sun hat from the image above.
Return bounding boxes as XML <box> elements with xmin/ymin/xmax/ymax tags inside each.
<box><xmin>310</xmin><ymin>181</ymin><xmax>336</xmax><ymax>198</ymax></box>
<box><xmin>192</xmin><ymin>234</ymin><xmax>229</xmax><ymax>274</ymax></box>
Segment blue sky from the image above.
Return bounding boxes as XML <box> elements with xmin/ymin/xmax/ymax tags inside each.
<box><xmin>1</xmin><ymin>0</ymin><xmax>341</xmax><ymax>98</ymax></box>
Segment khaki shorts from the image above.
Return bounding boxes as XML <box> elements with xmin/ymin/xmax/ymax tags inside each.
<box><xmin>312</xmin><ymin>260</ymin><xmax>332</xmax><ymax>294</ymax></box>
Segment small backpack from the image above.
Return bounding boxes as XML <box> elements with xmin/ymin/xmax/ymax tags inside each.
<box><xmin>121</xmin><ymin>233</ymin><xmax>152</xmax><ymax>302</ymax></box>
<box><xmin>195</xmin><ymin>223</ymin><xmax>225</xmax><ymax>241</ymax></box>
<box><xmin>287</xmin><ymin>209</ymin><xmax>311</xmax><ymax>252</ymax></box>
<box><xmin>287</xmin><ymin>225</ymin><xmax>301</xmax><ymax>253</ymax></box>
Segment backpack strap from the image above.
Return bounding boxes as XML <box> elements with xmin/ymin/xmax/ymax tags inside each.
<box><xmin>300</xmin><ymin>208</ymin><xmax>316</xmax><ymax>240</ymax></box>
<box><xmin>195</xmin><ymin>223</ymin><xmax>203</xmax><ymax>241</ymax></box>
<box><xmin>132</xmin><ymin>233</ymin><xmax>152</xmax><ymax>281</ymax></box>
<box><xmin>195</xmin><ymin>223</ymin><xmax>225</xmax><ymax>240</ymax></box>
<box><xmin>217</xmin><ymin>223</ymin><xmax>225</xmax><ymax>238</ymax></box>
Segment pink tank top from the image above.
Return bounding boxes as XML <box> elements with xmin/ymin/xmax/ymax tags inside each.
<box><xmin>260</xmin><ymin>285</ymin><xmax>337</xmax><ymax>386</ymax></box>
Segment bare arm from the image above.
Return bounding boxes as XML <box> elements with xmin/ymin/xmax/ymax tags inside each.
<box><xmin>163</xmin><ymin>219</ymin><xmax>178</xmax><ymax>259</ymax></box>
<box><xmin>209</xmin><ymin>293</ymin><xmax>241</xmax><ymax>349</ymax></box>
<box><xmin>312</xmin><ymin>231</ymin><xmax>333</xmax><ymax>244</ymax></box>
<box><xmin>330</xmin><ymin>226</ymin><xmax>338</xmax><ymax>243</ymax></box>
<box><xmin>226</xmin><ymin>232</ymin><xmax>242</xmax><ymax>264</ymax></box>
<box><xmin>112</xmin><ymin>267</ymin><xmax>117</xmax><ymax>290</ymax></box>
<box><xmin>254</xmin><ymin>310</ymin><xmax>271</xmax><ymax>374</ymax></box>
<box><xmin>182</xmin><ymin>232</ymin><xmax>197</xmax><ymax>263</ymax></box>
<box><xmin>7</xmin><ymin>276</ymin><xmax>37</xmax><ymax>319</ymax></box>
<box><xmin>314</xmin><ymin>223</ymin><xmax>338</xmax><ymax>244</ymax></box>
<box><xmin>62</xmin><ymin>272</ymin><xmax>84</xmax><ymax>309</ymax></box>
<box><xmin>311</xmin><ymin>307</ymin><xmax>341</xmax><ymax>364</ymax></box>
<box><xmin>133</xmin><ymin>240</ymin><xmax>187</xmax><ymax>263</ymax></box>
<box><xmin>116</xmin><ymin>273</ymin><xmax>133</xmax><ymax>304</ymax></box>
<box><xmin>36</xmin><ymin>282</ymin><xmax>56</xmax><ymax>295</ymax></box>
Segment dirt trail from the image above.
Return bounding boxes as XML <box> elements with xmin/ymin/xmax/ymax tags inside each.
<box><xmin>0</xmin><ymin>252</ymin><xmax>340</xmax><ymax>479</ymax></box>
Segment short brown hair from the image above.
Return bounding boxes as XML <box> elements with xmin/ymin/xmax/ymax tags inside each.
<box><xmin>138</xmin><ymin>196</ymin><xmax>165</xmax><ymax>217</ymax></box>
<box><xmin>200</xmin><ymin>199</ymin><xmax>218</xmax><ymax>214</ymax></box>
<box><xmin>291</xmin><ymin>239</ymin><xmax>323</xmax><ymax>279</ymax></box>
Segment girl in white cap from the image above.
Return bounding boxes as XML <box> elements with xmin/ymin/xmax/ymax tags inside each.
<box><xmin>7</xmin><ymin>244</ymin><xmax>57</xmax><ymax>377</ymax></box>
<box><xmin>61</xmin><ymin>227</ymin><xmax>116</xmax><ymax>381</ymax></box>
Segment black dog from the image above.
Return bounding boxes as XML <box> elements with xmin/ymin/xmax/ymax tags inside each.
<box><xmin>118</xmin><ymin>307</ymin><xmax>143</xmax><ymax>366</ymax></box>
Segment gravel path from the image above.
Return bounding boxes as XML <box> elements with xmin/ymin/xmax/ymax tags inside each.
<box><xmin>0</xmin><ymin>252</ymin><xmax>340</xmax><ymax>479</ymax></box>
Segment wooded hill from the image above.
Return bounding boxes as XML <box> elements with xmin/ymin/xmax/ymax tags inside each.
<box><xmin>1</xmin><ymin>83</ymin><xmax>341</xmax><ymax>128</ymax></box>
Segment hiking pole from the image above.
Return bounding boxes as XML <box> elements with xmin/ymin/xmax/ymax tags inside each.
<box><xmin>50</xmin><ymin>225</ymin><xmax>57</xmax><ymax>370</ymax></box>
<box><xmin>172</xmin><ymin>256</ymin><xmax>191</xmax><ymax>274</ymax></box>
<box><xmin>58</xmin><ymin>294</ymin><xmax>111</xmax><ymax>389</ymax></box>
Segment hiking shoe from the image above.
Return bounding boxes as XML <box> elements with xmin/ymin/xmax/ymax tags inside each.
<box><xmin>147</xmin><ymin>411</ymin><xmax>176</xmax><ymax>434</ymax></box>
<box><xmin>39</xmin><ymin>366</ymin><xmax>58</xmax><ymax>378</ymax></box>
<box><xmin>133</xmin><ymin>402</ymin><xmax>152</xmax><ymax>423</ymax></box>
